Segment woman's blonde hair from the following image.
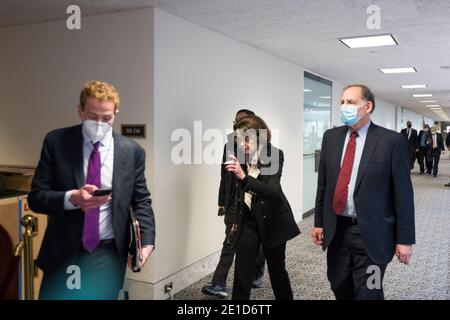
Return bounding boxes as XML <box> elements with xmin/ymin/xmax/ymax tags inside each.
<box><xmin>79</xmin><ymin>80</ymin><xmax>120</xmax><ymax>112</ymax></box>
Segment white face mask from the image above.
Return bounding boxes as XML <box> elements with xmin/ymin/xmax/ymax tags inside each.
<box><xmin>83</xmin><ymin>120</ymin><xmax>111</xmax><ymax>143</ymax></box>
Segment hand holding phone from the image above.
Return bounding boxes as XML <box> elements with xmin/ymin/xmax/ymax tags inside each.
<box><xmin>93</xmin><ymin>189</ymin><xmax>112</xmax><ymax>196</ymax></box>
<box><xmin>69</xmin><ymin>185</ymin><xmax>111</xmax><ymax>212</ymax></box>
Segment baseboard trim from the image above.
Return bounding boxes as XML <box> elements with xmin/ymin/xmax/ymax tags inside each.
<box><xmin>122</xmin><ymin>209</ymin><xmax>307</xmax><ymax>299</ymax></box>
<box><xmin>122</xmin><ymin>250</ymin><xmax>222</xmax><ymax>300</ymax></box>
<box><xmin>302</xmin><ymin>208</ymin><xmax>315</xmax><ymax>219</ymax></box>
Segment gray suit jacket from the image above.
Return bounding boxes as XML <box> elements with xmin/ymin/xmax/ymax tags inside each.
<box><xmin>28</xmin><ymin>124</ymin><xmax>155</xmax><ymax>273</ymax></box>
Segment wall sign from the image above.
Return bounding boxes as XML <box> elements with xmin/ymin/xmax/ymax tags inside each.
<box><xmin>121</xmin><ymin>124</ymin><xmax>146</xmax><ymax>139</ymax></box>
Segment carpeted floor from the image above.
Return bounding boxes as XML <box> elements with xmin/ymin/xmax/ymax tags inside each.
<box><xmin>175</xmin><ymin>158</ymin><xmax>450</xmax><ymax>300</ymax></box>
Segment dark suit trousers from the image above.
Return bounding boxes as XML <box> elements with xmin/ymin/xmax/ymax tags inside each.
<box><xmin>417</xmin><ymin>146</ymin><xmax>429</xmax><ymax>172</ymax></box>
<box><xmin>427</xmin><ymin>149</ymin><xmax>441</xmax><ymax>175</ymax></box>
<box><xmin>39</xmin><ymin>241</ymin><xmax>124</xmax><ymax>300</ymax></box>
<box><xmin>232</xmin><ymin>217</ymin><xmax>292</xmax><ymax>300</ymax></box>
<box><xmin>212</xmin><ymin>221</ymin><xmax>265</xmax><ymax>287</ymax></box>
<box><xmin>327</xmin><ymin>217</ymin><xmax>387</xmax><ymax>300</ymax></box>
<box><xmin>407</xmin><ymin>146</ymin><xmax>416</xmax><ymax>170</ymax></box>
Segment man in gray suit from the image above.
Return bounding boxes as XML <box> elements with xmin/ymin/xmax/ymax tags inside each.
<box><xmin>29</xmin><ymin>80</ymin><xmax>155</xmax><ymax>299</ymax></box>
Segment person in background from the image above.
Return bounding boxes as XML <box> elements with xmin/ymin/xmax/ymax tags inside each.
<box><xmin>202</xmin><ymin>109</ymin><xmax>266</xmax><ymax>299</ymax></box>
<box><xmin>445</xmin><ymin>129</ymin><xmax>450</xmax><ymax>187</ymax></box>
<box><xmin>28</xmin><ymin>80</ymin><xmax>155</xmax><ymax>299</ymax></box>
<box><xmin>426</xmin><ymin>126</ymin><xmax>445</xmax><ymax>177</ymax></box>
<box><xmin>312</xmin><ymin>84</ymin><xmax>415</xmax><ymax>300</ymax></box>
<box><xmin>400</xmin><ymin>121</ymin><xmax>418</xmax><ymax>170</ymax></box>
<box><xmin>417</xmin><ymin>124</ymin><xmax>431</xmax><ymax>174</ymax></box>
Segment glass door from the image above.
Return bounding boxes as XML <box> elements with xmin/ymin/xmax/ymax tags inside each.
<box><xmin>302</xmin><ymin>72</ymin><xmax>332</xmax><ymax>216</ymax></box>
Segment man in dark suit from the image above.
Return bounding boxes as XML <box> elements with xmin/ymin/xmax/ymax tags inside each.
<box><xmin>400</xmin><ymin>121</ymin><xmax>418</xmax><ymax>170</ymax></box>
<box><xmin>202</xmin><ymin>109</ymin><xmax>266</xmax><ymax>298</ymax></box>
<box><xmin>312</xmin><ymin>84</ymin><xmax>415</xmax><ymax>300</ymax></box>
<box><xmin>426</xmin><ymin>126</ymin><xmax>445</xmax><ymax>177</ymax></box>
<box><xmin>28</xmin><ymin>80</ymin><xmax>155</xmax><ymax>300</ymax></box>
<box><xmin>417</xmin><ymin>124</ymin><xmax>431</xmax><ymax>174</ymax></box>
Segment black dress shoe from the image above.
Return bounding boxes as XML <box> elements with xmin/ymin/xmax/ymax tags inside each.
<box><xmin>445</xmin><ymin>183</ymin><xmax>450</xmax><ymax>187</ymax></box>
<box><xmin>251</xmin><ymin>276</ymin><xmax>263</xmax><ymax>289</ymax></box>
<box><xmin>201</xmin><ymin>284</ymin><xmax>228</xmax><ymax>298</ymax></box>
<box><xmin>433</xmin><ymin>174</ymin><xmax>437</xmax><ymax>177</ymax></box>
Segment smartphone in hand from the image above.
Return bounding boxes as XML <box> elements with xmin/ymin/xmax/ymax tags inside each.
<box><xmin>93</xmin><ymin>189</ymin><xmax>112</xmax><ymax>196</ymax></box>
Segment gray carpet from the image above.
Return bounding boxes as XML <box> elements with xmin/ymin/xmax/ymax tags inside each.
<box><xmin>175</xmin><ymin>158</ymin><xmax>450</xmax><ymax>300</ymax></box>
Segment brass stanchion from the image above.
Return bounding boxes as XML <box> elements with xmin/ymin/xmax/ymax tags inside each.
<box><xmin>20</xmin><ymin>214</ymin><xmax>38</xmax><ymax>300</ymax></box>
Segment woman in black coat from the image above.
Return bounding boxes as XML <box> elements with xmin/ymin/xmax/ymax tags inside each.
<box><xmin>225</xmin><ymin>115</ymin><xmax>300</xmax><ymax>300</ymax></box>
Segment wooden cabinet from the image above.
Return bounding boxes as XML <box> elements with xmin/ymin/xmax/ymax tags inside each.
<box><xmin>0</xmin><ymin>166</ymin><xmax>47</xmax><ymax>300</ymax></box>
<box><xmin>0</xmin><ymin>197</ymin><xmax>20</xmax><ymax>299</ymax></box>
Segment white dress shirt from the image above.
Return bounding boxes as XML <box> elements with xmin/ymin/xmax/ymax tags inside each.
<box><xmin>64</xmin><ymin>126</ymin><xmax>115</xmax><ymax>240</ymax></box>
<box><xmin>339</xmin><ymin>121</ymin><xmax>371</xmax><ymax>218</ymax></box>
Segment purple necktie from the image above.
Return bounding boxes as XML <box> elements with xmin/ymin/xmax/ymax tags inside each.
<box><xmin>82</xmin><ymin>142</ymin><xmax>101</xmax><ymax>252</ymax></box>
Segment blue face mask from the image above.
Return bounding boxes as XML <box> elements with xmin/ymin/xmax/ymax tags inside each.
<box><xmin>340</xmin><ymin>104</ymin><xmax>361</xmax><ymax>126</ymax></box>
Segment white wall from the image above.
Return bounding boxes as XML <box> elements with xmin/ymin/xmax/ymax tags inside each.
<box><xmin>0</xmin><ymin>8</ymin><xmax>157</xmax><ymax>284</ymax></box>
<box><xmin>0</xmin><ymin>10</ymin><xmax>155</xmax><ymax>167</ymax></box>
<box><xmin>153</xmin><ymin>9</ymin><xmax>303</xmax><ymax>290</ymax></box>
<box><xmin>401</xmin><ymin>108</ymin><xmax>423</xmax><ymax>131</ymax></box>
<box><xmin>370</xmin><ymin>98</ymin><xmax>398</xmax><ymax>130</ymax></box>
<box><xmin>400</xmin><ymin>108</ymin><xmax>436</xmax><ymax>131</ymax></box>
<box><xmin>331</xmin><ymin>80</ymin><xmax>345</xmax><ymax>127</ymax></box>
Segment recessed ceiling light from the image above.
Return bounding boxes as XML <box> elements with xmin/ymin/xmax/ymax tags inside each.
<box><xmin>401</xmin><ymin>84</ymin><xmax>427</xmax><ymax>89</ymax></box>
<box><xmin>420</xmin><ymin>100</ymin><xmax>437</xmax><ymax>103</ymax></box>
<box><xmin>339</xmin><ymin>34</ymin><xmax>397</xmax><ymax>48</ymax></box>
<box><xmin>380</xmin><ymin>67</ymin><xmax>417</xmax><ymax>74</ymax></box>
<box><xmin>304</xmin><ymin>89</ymin><xmax>312</xmax><ymax>92</ymax></box>
<box><xmin>426</xmin><ymin>105</ymin><xmax>441</xmax><ymax>107</ymax></box>
<box><xmin>413</xmin><ymin>94</ymin><xmax>433</xmax><ymax>97</ymax></box>
<box><xmin>319</xmin><ymin>96</ymin><xmax>331</xmax><ymax>99</ymax></box>
<box><xmin>430</xmin><ymin>108</ymin><xmax>443</xmax><ymax>110</ymax></box>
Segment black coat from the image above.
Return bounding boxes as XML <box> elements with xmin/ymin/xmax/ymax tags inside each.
<box><xmin>315</xmin><ymin>122</ymin><xmax>415</xmax><ymax>265</ymax></box>
<box><xmin>28</xmin><ymin>125</ymin><xmax>155</xmax><ymax>274</ymax></box>
<box><xmin>218</xmin><ymin>133</ymin><xmax>239</xmax><ymax>224</ymax></box>
<box><xmin>400</xmin><ymin>127</ymin><xmax>418</xmax><ymax>151</ymax></box>
<box><xmin>426</xmin><ymin>133</ymin><xmax>445</xmax><ymax>155</ymax></box>
<box><xmin>233</xmin><ymin>144</ymin><xmax>300</xmax><ymax>249</ymax></box>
